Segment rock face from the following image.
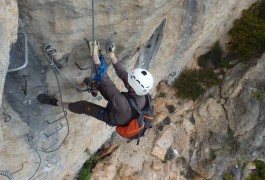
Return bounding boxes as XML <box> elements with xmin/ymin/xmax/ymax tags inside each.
<box><xmin>190</xmin><ymin>55</ymin><xmax>265</xmax><ymax>179</ymax></box>
<box><xmin>0</xmin><ymin>0</ymin><xmax>257</xmax><ymax>179</ymax></box>
<box><xmin>0</xmin><ymin>0</ymin><xmax>18</xmax><ymax>106</ymax></box>
<box><xmin>92</xmin><ymin>54</ymin><xmax>265</xmax><ymax>179</ymax></box>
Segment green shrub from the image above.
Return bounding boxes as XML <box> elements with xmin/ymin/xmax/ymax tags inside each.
<box><xmin>162</xmin><ymin>116</ymin><xmax>171</xmax><ymax>125</ymax></box>
<box><xmin>246</xmin><ymin>160</ymin><xmax>265</xmax><ymax>180</ymax></box>
<box><xmin>228</xmin><ymin>0</ymin><xmax>265</xmax><ymax>60</ymax></box>
<box><xmin>157</xmin><ymin>122</ymin><xmax>165</xmax><ymax>131</ymax></box>
<box><xmin>253</xmin><ymin>88</ymin><xmax>265</xmax><ymax>101</ymax></box>
<box><xmin>221</xmin><ymin>126</ymin><xmax>241</xmax><ymax>155</ymax></box>
<box><xmin>198</xmin><ymin>41</ymin><xmax>224</xmax><ymax>68</ymax></box>
<box><xmin>78</xmin><ymin>155</ymin><xmax>100</xmax><ymax>180</ymax></box>
<box><xmin>241</xmin><ymin>163</ymin><xmax>247</xmax><ymax>176</ymax></box>
<box><xmin>173</xmin><ymin>69</ymin><xmax>220</xmax><ymax>101</ymax></box>
<box><xmin>259</xmin><ymin>0</ymin><xmax>265</xmax><ymax>19</ymax></box>
<box><xmin>223</xmin><ymin>173</ymin><xmax>235</xmax><ymax>180</ymax></box>
<box><xmin>158</xmin><ymin>92</ymin><xmax>167</xmax><ymax>98</ymax></box>
<box><xmin>156</xmin><ymin>116</ymin><xmax>171</xmax><ymax>131</ymax></box>
<box><xmin>166</xmin><ymin>104</ymin><xmax>176</xmax><ymax>114</ymax></box>
<box><xmin>220</xmin><ymin>57</ymin><xmax>231</xmax><ymax>68</ymax></box>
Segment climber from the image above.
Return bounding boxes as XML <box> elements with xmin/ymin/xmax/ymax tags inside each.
<box><xmin>37</xmin><ymin>41</ymin><xmax>154</xmax><ymax>126</ymax></box>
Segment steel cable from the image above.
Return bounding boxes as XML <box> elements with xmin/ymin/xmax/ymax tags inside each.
<box><xmin>0</xmin><ymin>170</ymin><xmax>13</xmax><ymax>180</ymax></box>
<box><xmin>29</xmin><ymin>47</ymin><xmax>70</xmax><ymax>154</ymax></box>
<box><xmin>89</xmin><ymin>0</ymin><xmax>95</xmax><ymax>87</ymax></box>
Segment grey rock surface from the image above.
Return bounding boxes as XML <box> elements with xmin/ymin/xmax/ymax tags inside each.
<box><xmin>190</xmin><ymin>55</ymin><xmax>265</xmax><ymax>179</ymax></box>
<box><xmin>0</xmin><ymin>0</ymin><xmax>18</xmax><ymax>106</ymax></box>
<box><xmin>0</xmin><ymin>0</ymin><xmax>258</xmax><ymax>179</ymax></box>
<box><xmin>92</xmin><ymin>54</ymin><xmax>265</xmax><ymax>179</ymax></box>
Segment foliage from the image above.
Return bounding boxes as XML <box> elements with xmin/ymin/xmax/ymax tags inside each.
<box><xmin>162</xmin><ymin>155</ymin><xmax>169</xmax><ymax>163</ymax></box>
<box><xmin>166</xmin><ymin>104</ymin><xmax>176</xmax><ymax>114</ymax></box>
<box><xmin>241</xmin><ymin>163</ymin><xmax>247</xmax><ymax>176</ymax></box>
<box><xmin>78</xmin><ymin>155</ymin><xmax>100</xmax><ymax>180</ymax></box>
<box><xmin>173</xmin><ymin>69</ymin><xmax>220</xmax><ymax>101</ymax></box>
<box><xmin>184</xmin><ymin>166</ymin><xmax>201</xmax><ymax>179</ymax></box>
<box><xmin>158</xmin><ymin>92</ymin><xmax>166</xmax><ymax>98</ymax></box>
<box><xmin>198</xmin><ymin>41</ymin><xmax>224</xmax><ymax>68</ymax></box>
<box><xmin>157</xmin><ymin>123</ymin><xmax>165</xmax><ymax>131</ymax></box>
<box><xmin>221</xmin><ymin>126</ymin><xmax>240</xmax><ymax>155</ymax></box>
<box><xmin>163</xmin><ymin>116</ymin><xmax>171</xmax><ymax>125</ymax></box>
<box><xmin>223</xmin><ymin>173</ymin><xmax>235</xmax><ymax>180</ymax></box>
<box><xmin>246</xmin><ymin>160</ymin><xmax>265</xmax><ymax>180</ymax></box>
<box><xmin>227</xmin><ymin>126</ymin><xmax>234</xmax><ymax>141</ymax></box>
<box><xmin>220</xmin><ymin>57</ymin><xmax>231</xmax><ymax>68</ymax></box>
<box><xmin>156</xmin><ymin>116</ymin><xmax>171</xmax><ymax>131</ymax></box>
<box><xmin>253</xmin><ymin>88</ymin><xmax>265</xmax><ymax>101</ymax></box>
<box><xmin>201</xmin><ymin>148</ymin><xmax>217</xmax><ymax>168</ymax></box>
<box><xmin>228</xmin><ymin>0</ymin><xmax>265</xmax><ymax>60</ymax></box>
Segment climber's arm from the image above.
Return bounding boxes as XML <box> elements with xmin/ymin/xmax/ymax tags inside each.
<box><xmin>113</xmin><ymin>61</ymin><xmax>128</xmax><ymax>84</ymax></box>
<box><xmin>89</xmin><ymin>41</ymin><xmax>100</xmax><ymax>65</ymax></box>
<box><xmin>107</xmin><ymin>43</ymin><xmax>128</xmax><ymax>84</ymax></box>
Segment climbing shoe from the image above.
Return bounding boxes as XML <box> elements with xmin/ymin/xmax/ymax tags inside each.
<box><xmin>37</xmin><ymin>94</ymin><xmax>59</xmax><ymax>106</ymax></box>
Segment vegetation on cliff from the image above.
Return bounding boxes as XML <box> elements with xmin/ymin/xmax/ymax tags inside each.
<box><xmin>174</xmin><ymin>0</ymin><xmax>265</xmax><ymax>101</ymax></box>
<box><xmin>246</xmin><ymin>160</ymin><xmax>265</xmax><ymax>180</ymax></box>
<box><xmin>228</xmin><ymin>0</ymin><xmax>265</xmax><ymax>60</ymax></box>
<box><xmin>173</xmin><ymin>69</ymin><xmax>220</xmax><ymax>100</ymax></box>
<box><xmin>198</xmin><ymin>41</ymin><xmax>224</xmax><ymax>68</ymax></box>
<box><xmin>78</xmin><ymin>154</ymin><xmax>100</xmax><ymax>180</ymax></box>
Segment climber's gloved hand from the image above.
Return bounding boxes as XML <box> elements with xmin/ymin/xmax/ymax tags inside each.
<box><xmin>106</xmin><ymin>42</ymin><xmax>115</xmax><ymax>58</ymax></box>
<box><xmin>89</xmin><ymin>40</ymin><xmax>99</xmax><ymax>56</ymax></box>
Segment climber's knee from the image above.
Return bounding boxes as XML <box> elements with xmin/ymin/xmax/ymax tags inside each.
<box><xmin>68</xmin><ymin>101</ymin><xmax>90</xmax><ymax>114</ymax></box>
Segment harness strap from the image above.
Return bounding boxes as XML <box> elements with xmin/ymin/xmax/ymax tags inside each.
<box><xmin>146</xmin><ymin>94</ymin><xmax>151</xmax><ymax>106</ymax></box>
<box><xmin>122</xmin><ymin>92</ymin><xmax>143</xmax><ymax>117</ymax></box>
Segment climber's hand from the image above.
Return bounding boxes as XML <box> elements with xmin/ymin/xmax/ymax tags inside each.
<box><xmin>89</xmin><ymin>40</ymin><xmax>99</xmax><ymax>56</ymax></box>
<box><xmin>106</xmin><ymin>42</ymin><xmax>115</xmax><ymax>58</ymax></box>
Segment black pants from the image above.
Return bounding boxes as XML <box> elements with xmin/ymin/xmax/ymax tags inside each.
<box><xmin>67</xmin><ymin>55</ymin><xmax>114</xmax><ymax>125</ymax></box>
<box><xmin>68</xmin><ymin>101</ymin><xmax>111</xmax><ymax>124</ymax></box>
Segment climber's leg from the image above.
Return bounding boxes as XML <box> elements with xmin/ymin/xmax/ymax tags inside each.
<box><xmin>67</xmin><ymin>101</ymin><xmax>111</xmax><ymax>124</ymax></box>
<box><xmin>37</xmin><ymin>94</ymin><xmax>111</xmax><ymax>124</ymax></box>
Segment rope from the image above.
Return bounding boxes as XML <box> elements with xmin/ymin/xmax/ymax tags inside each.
<box><xmin>28</xmin><ymin>147</ymin><xmax>41</xmax><ymax>180</ymax></box>
<box><xmin>11</xmin><ymin>164</ymin><xmax>24</xmax><ymax>175</ymax></box>
<box><xmin>43</xmin><ymin>45</ymin><xmax>86</xmax><ymax>92</ymax></box>
<box><xmin>32</xmin><ymin>0</ymin><xmax>95</xmax><ymax>152</ymax></box>
<box><xmin>90</xmin><ymin>0</ymin><xmax>95</xmax><ymax>87</ymax></box>
<box><xmin>92</xmin><ymin>55</ymin><xmax>107</xmax><ymax>81</ymax></box>
<box><xmin>36</xmin><ymin>46</ymin><xmax>70</xmax><ymax>153</ymax></box>
<box><xmin>47</xmin><ymin>53</ymin><xmax>70</xmax><ymax>153</ymax></box>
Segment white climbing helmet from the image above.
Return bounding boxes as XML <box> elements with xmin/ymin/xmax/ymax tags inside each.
<box><xmin>128</xmin><ymin>68</ymin><xmax>154</xmax><ymax>96</ymax></box>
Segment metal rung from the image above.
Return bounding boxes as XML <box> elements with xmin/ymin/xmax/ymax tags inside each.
<box><xmin>41</xmin><ymin>139</ymin><xmax>59</xmax><ymax>150</ymax></box>
<box><xmin>33</xmin><ymin>172</ymin><xmax>48</xmax><ymax>180</ymax></box>
<box><xmin>44</xmin><ymin>123</ymin><xmax>63</xmax><ymax>137</ymax></box>
<box><xmin>47</xmin><ymin>157</ymin><xmax>61</xmax><ymax>168</ymax></box>
<box><xmin>46</xmin><ymin>153</ymin><xmax>58</xmax><ymax>161</ymax></box>
<box><xmin>47</xmin><ymin>112</ymin><xmax>67</xmax><ymax>124</ymax></box>
<box><xmin>3</xmin><ymin>112</ymin><xmax>11</xmax><ymax>122</ymax></box>
<box><xmin>8</xmin><ymin>32</ymin><xmax>28</xmax><ymax>73</ymax></box>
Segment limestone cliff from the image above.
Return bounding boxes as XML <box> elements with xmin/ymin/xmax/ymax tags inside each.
<box><xmin>91</xmin><ymin>54</ymin><xmax>265</xmax><ymax>179</ymax></box>
<box><xmin>0</xmin><ymin>0</ymin><xmax>257</xmax><ymax>179</ymax></box>
<box><xmin>0</xmin><ymin>0</ymin><xmax>18</xmax><ymax>106</ymax></box>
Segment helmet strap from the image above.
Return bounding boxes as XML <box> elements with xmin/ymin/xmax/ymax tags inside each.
<box><xmin>125</xmin><ymin>78</ymin><xmax>137</xmax><ymax>95</ymax></box>
<box><xmin>128</xmin><ymin>86</ymin><xmax>136</xmax><ymax>94</ymax></box>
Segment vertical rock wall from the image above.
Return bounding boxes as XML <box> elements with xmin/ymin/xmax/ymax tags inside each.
<box><xmin>0</xmin><ymin>0</ymin><xmax>257</xmax><ymax>179</ymax></box>
<box><xmin>0</xmin><ymin>0</ymin><xmax>18</xmax><ymax>106</ymax></box>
